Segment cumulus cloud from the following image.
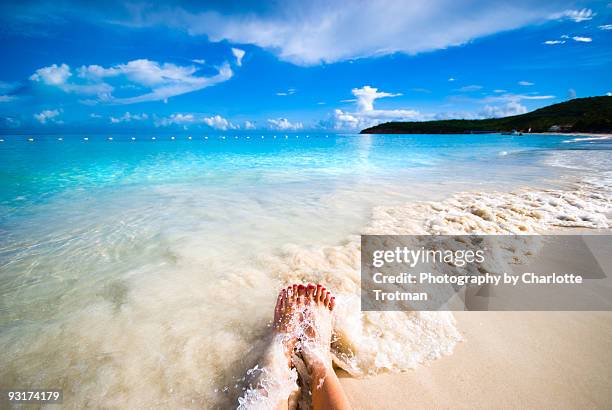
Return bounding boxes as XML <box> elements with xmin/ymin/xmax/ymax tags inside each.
<box><xmin>34</xmin><ymin>109</ymin><xmax>62</xmax><ymax>124</ymax></box>
<box><xmin>572</xmin><ymin>36</ymin><xmax>592</xmax><ymax>42</ymax></box>
<box><xmin>231</xmin><ymin>48</ymin><xmax>245</xmax><ymax>66</ymax></box>
<box><xmin>30</xmin><ymin>59</ymin><xmax>233</xmax><ymax>104</ymax></box>
<box><xmin>110</xmin><ymin>112</ymin><xmax>149</xmax><ymax>123</ymax></box>
<box><xmin>155</xmin><ymin>113</ymin><xmax>238</xmax><ymax>130</ymax></box>
<box><xmin>555</xmin><ymin>8</ymin><xmax>595</xmax><ymax>22</ymax></box>
<box><xmin>332</xmin><ymin>85</ymin><xmax>423</xmax><ymax>130</ymax></box>
<box><xmin>267</xmin><ymin>118</ymin><xmax>303</xmax><ymax>130</ymax></box>
<box><xmin>518</xmin><ymin>81</ymin><xmax>534</xmax><ymax>86</ymax></box>
<box><xmin>244</xmin><ymin>120</ymin><xmax>256</xmax><ymax>129</ymax></box>
<box><xmin>544</xmin><ymin>40</ymin><xmax>566</xmax><ymax>45</ymax></box>
<box><xmin>481</xmin><ymin>101</ymin><xmax>527</xmax><ymax>118</ymax></box>
<box><xmin>121</xmin><ymin>0</ymin><xmax>572</xmax><ymax>65</ymax></box>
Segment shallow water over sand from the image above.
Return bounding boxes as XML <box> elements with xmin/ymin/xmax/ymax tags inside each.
<box><xmin>0</xmin><ymin>133</ymin><xmax>610</xmax><ymax>408</ymax></box>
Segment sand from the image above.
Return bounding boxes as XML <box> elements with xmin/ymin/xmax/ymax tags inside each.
<box><xmin>340</xmin><ymin>311</ymin><xmax>612</xmax><ymax>409</ymax></box>
<box><xmin>339</xmin><ymin>233</ymin><xmax>612</xmax><ymax>409</ymax></box>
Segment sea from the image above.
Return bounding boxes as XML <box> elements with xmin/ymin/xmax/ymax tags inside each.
<box><xmin>1</xmin><ymin>132</ymin><xmax>610</xmax><ymax>408</ymax></box>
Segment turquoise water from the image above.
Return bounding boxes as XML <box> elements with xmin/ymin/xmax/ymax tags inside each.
<box><xmin>0</xmin><ymin>132</ymin><xmax>610</xmax><ymax>408</ymax></box>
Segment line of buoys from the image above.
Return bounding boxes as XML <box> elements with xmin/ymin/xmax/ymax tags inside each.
<box><xmin>2</xmin><ymin>135</ymin><xmax>333</xmax><ymax>143</ymax></box>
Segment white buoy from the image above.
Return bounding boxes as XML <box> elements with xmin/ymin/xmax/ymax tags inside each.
<box><xmin>83</xmin><ymin>137</ymin><xmax>89</xmax><ymax>141</ymax></box>
<box><xmin>152</xmin><ymin>137</ymin><xmax>156</xmax><ymax>140</ymax></box>
<box><xmin>273</xmin><ymin>135</ymin><xmax>277</xmax><ymax>139</ymax></box>
<box><xmin>205</xmin><ymin>136</ymin><xmax>208</xmax><ymax>139</ymax></box>
<box><xmin>261</xmin><ymin>136</ymin><xmax>265</xmax><ymax>139</ymax></box>
<box><xmin>306</xmin><ymin>135</ymin><xmax>309</xmax><ymax>138</ymax></box>
<box><xmin>285</xmin><ymin>135</ymin><xmax>288</xmax><ymax>139</ymax></box>
<box><xmin>108</xmin><ymin>137</ymin><xmax>113</xmax><ymax>141</ymax></box>
<box><xmin>28</xmin><ymin>138</ymin><xmax>34</xmax><ymax>142</ymax></box>
<box><xmin>131</xmin><ymin>137</ymin><xmax>136</xmax><ymax>141</ymax></box>
<box><xmin>325</xmin><ymin>135</ymin><xmax>329</xmax><ymax>138</ymax></box>
<box><xmin>221</xmin><ymin>136</ymin><xmax>226</xmax><ymax>139</ymax></box>
<box><xmin>0</xmin><ymin>138</ymin><xmax>4</xmax><ymax>142</ymax></box>
<box><xmin>58</xmin><ymin>137</ymin><xmax>63</xmax><ymax>141</ymax></box>
<box><xmin>246</xmin><ymin>136</ymin><xmax>250</xmax><ymax>139</ymax></box>
<box><xmin>296</xmin><ymin>135</ymin><xmax>299</xmax><ymax>138</ymax></box>
<box><xmin>188</xmin><ymin>136</ymin><xmax>192</xmax><ymax>140</ymax></box>
<box><xmin>171</xmin><ymin>136</ymin><xmax>176</xmax><ymax>140</ymax></box>
<box><xmin>234</xmin><ymin>136</ymin><xmax>238</xmax><ymax>139</ymax></box>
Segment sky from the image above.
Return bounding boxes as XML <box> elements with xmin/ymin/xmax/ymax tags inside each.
<box><xmin>0</xmin><ymin>0</ymin><xmax>610</xmax><ymax>133</ymax></box>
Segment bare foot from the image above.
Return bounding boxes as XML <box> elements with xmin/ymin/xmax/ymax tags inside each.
<box><xmin>273</xmin><ymin>284</ymin><xmax>303</xmax><ymax>367</ymax></box>
<box><xmin>298</xmin><ymin>284</ymin><xmax>336</xmax><ymax>376</ymax></box>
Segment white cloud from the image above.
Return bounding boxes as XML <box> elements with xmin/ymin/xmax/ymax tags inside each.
<box><xmin>30</xmin><ymin>63</ymin><xmax>71</xmax><ymax>85</ymax></box>
<box><xmin>31</xmin><ymin>59</ymin><xmax>233</xmax><ymax>104</ymax></box>
<box><xmin>110</xmin><ymin>112</ymin><xmax>149</xmax><ymax>123</ymax></box>
<box><xmin>599</xmin><ymin>24</ymin><xmax>612</xmax><ymax>30</ymax></box>
<box><xmin>518</xmin><ymin>81</ymin><xmax>534</xmax><ymax>86</ymax></box>
<box><xmin>244</xmin><ymin>120</ymin><xmax>256</xmax><ymax>129</ymax></box>
<box><xmin>457</xmin><ymin>85</ymin><xmax>483</xmax><ymax>92</ymax></box>
<box><xmin>607</xmin><ymin>92</ymin><xmax>612</xmax><ymax>96</ymax></box>
<box><xmin>267</xmin><ymin>118</ymin><xmax>303</xmax><ymax>130</ymax></box>
<box><xmin>191</xmin><ymin>59</ymin><xmax>206</xmax><ymax>64</ymax></box>
<box><xmin>203</xmin><ymin>114</ymin><xmax>237</xmax><ymax>130</ymax></box>
<box><xmin>567</xmin><ymin>88</ymin><xmax>576</xmax><ymax>99</ymax></box>
<box><xmin>124</xmin><ymin>1</ymin><xmax>572</xmax><ymax>65</ymax></box>
<box><xmin>448</xmin><ymin>77</ymin><xmax>456</xmax><ymax>82</ymax></box>
<box><xmin>0</xmin><ymin>95</ymin><xmax>16</xmax><ymax>102</ymax></box>
<box><xmin>34</xmin><ymin>109</ymin><xmax>61</xmax><ymax>124</ymax></box>
<box><xmin>493</xmin><ymin>89</ymin><xmax>507</xmax><ymax>93</ymax></box>
<box><xmin>155</xmin><ymin>113</ymin><xmax>237</xmax><ymax>130</ymax></box>
<box><xmin>481</xmin><ymin>101</ymin><xmax>527</xmax><ymax>118</ymax></box>
<box><xmin>332</xmin><ymin>85</ymin><xmax>423</xmax><ymax>130</ymax></box>
<box><xmin>276</xmin><ymin>88</ymin><xmax>296</xmax><ymax>96</ymax></box>
<box><xmin>231</xmin><ymin>48</ymin><xmax>246</xmax><ymax>66</ymax></box>
<box><xmin>556</xmin><ymin>8</ymin><xmax>595</xmax><ymax>22</ymax></box>
<box><xmin>90</xmin><ymin>113</ymin><xmax>102</xmax><ymax>118</ymax></box>
<box><xmin>572</xmin><ymin>36</ymin><xmax>592</xmax><ymax>42</ymax></box>
<box><xmin>544</xmin><ymin>40</ymin><xmax>566</xmax><ymax>45</ymax></box>
<box><xmin>560</xmin><ymin>34</ymin><xmax>569</xmax><ymax>39</ymax></box>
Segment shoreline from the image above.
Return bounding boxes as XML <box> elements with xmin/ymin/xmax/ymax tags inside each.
<box><xmin>530</xmin><ymin>132</ymin><xmax>612</xmax><ymax>138</ymax></box>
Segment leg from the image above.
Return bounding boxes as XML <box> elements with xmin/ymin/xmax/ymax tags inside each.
<box><xmin>239</xmin><ymin>286</ymin><xmax>301</xmax><ymax>410</ymax></box>
<box><xmin>300</xmin><ymin>284</ymin><xmax>351</xmax><ymax>410</ymax></box>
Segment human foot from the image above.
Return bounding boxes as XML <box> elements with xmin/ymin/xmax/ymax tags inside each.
<box><xmin>273</xmin><ymin>285</ymin><xmax>303</xmax><ymax>367</ymax></box>
<box><xmin>297</xmin><ymin>284</ymin><xmax>336</xmax><ymax>376</ymax></box>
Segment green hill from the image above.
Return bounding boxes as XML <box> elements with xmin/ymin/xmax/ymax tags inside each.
<box><xmin>360</xmin><ymin>96</ymin><xmax>612</xmax><ymax>134</ymax></box>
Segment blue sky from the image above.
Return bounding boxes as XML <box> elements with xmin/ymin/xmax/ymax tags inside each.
<box><xmin>0</xmin><ymin>0</ymin><xmax>610</xmax><ymax>133</ymax></box>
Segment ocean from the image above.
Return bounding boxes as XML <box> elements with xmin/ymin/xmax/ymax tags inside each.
<box><xmin>1</xmin><ymin>133</ymin><xmax>610</xmax><ymax>408</ymax></box>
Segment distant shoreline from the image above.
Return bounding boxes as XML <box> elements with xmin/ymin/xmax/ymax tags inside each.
<box><xmin>530</xmin><ymin>132</ymin><xmax>612</xmax><ymax>138</ymax></box>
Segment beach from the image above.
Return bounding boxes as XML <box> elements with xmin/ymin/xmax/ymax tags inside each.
<box><xmin>0</xmin><ymin>133</ymin><xmax>610</xmax><ymax>408</ymax></box>
<box><xmin>341</xmin><ymin>234</ymin><xmax>612</xmax><ymax>408</ymax></box>
<box><xmin>341</xmin><ymin>311</ymin><xmax>612</xmax><ymax>409</ymax></box>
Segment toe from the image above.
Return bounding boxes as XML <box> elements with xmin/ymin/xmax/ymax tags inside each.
<box><xmin>324</xmin><ymin>291</ymin><xmax>331</xmax><ymax>308</ymax></box>
<box><xmin>297</xmin><ymin>284</ymin><xmax>306</xmax><ymax>304</ymax></box>
<box><xmin>319</xmin><ymin>287</ymin><xmax>327</xmax><ymax>303</ymax></box>
<box><xmin>329</xmin><ymin>296</ymin><xmax>335</xmax><ymax>311</ymax></box>
<box><xmin>315</xmin><ymin>284</ymin><xmax>322</xmax><ymax>301</ymax></box>
<box><xmin>306</xmin><ymin>283</ymin><xmax>315</xmax><ymax>300</ymax></box>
